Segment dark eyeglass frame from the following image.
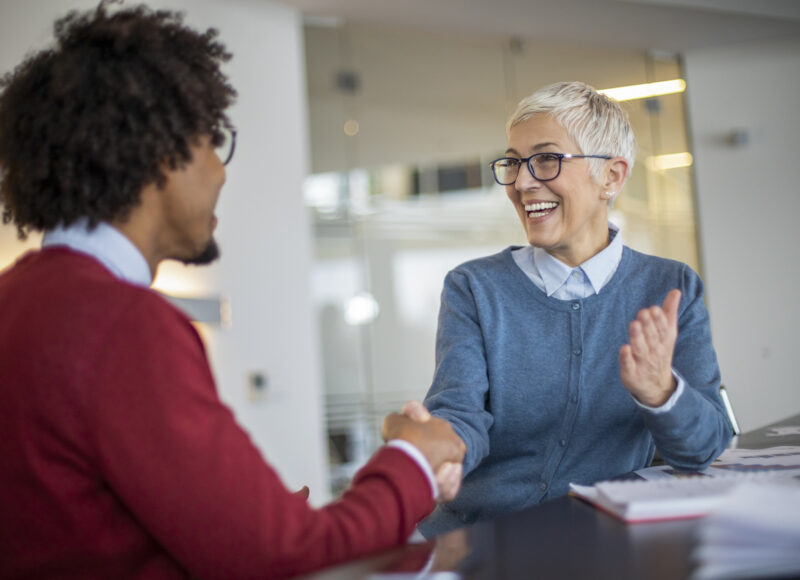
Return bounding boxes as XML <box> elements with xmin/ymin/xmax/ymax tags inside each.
<box><xmin>214</xmin><ymin>126</ymin><xmax>237</xmax><ymax>166</ymax></box>
<box><xmin>490</xmin><ymin>152</ymin><xmax>611</xmax><ymax>185</ymax></box>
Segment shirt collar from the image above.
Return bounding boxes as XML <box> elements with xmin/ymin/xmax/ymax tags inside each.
<box><xmin>532</xmin><ymin>222</ymin><xmax>623</xmax><ymax>296</ymax></box>
<box><xmin>42</xmin><ymin>218</ymin><xmax>152</xmax><ymax>287</ymax></box>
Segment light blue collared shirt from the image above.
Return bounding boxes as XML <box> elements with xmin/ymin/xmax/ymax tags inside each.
<box><xmin>42</xmin><ymin>219</ymin><xmax>152</xmax><ymax>287</ymax></box>
<box><xmin>511</xmin><ymin>222</ymin><xmax>683</xmax><ymax>413</ymax></box>
<box><xmin>512</xmin><ymin>222</ymin><xmax>624</xmax><ymax>300</ymax></box>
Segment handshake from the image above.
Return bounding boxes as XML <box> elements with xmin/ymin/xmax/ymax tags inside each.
<box><xmin>382</xmin><ymin>402</ymin><xmax>466</xmax><ymax>502</ymax></box>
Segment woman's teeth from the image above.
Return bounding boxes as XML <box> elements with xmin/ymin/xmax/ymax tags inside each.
<box><xmin>524</xmin><ymin>202</ymin><xmax>558</xmax><ymax>218</ymax></box>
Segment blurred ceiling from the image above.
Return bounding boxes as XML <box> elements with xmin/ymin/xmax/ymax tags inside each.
<box><xmin>278</xmin><ymin>0</ymin><xmax>800</xmax><ymax>52</ymax></box>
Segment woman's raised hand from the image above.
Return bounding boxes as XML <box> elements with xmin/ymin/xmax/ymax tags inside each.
<box><xmin>619</xmin><ymin>288</ymin><xmax>681</xmax><ymax>407</ymax></box>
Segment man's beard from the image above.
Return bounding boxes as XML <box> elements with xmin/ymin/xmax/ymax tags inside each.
<box><xmin>182</xmin><ymin>238</ymin><xmax>220</xmax><ymax>265</ymax></box>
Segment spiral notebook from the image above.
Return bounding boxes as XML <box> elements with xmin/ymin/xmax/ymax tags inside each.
<box><xmin>568</xmin><ymin>472</ymin><xmax>790</xmax><ymax>524</ymax></box>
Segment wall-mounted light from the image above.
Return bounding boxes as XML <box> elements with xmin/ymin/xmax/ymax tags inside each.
<box><xmin>344</xmin><ymin>119</ymin><xmax>360</xmax><ymax>136</ymax></box>
<box><xmin>647</xmin><ymin>152</ymin><xmax>693</xmax><ymax>171</ymax></box>
<box><xmin>344</xmin><ymin>292</ymin><xmax>379</xmax><ymax>326</ymax></box>
<box><xmin>599</xmin><ymin>79</ymin><xmax>686</xmax><ymax>102</ymax></box>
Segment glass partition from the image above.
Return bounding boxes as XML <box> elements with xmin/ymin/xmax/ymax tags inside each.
<box><xmin>304</xmin><ymin>23</ymin><xmax>700</xmax><ymax>495</ymax></box>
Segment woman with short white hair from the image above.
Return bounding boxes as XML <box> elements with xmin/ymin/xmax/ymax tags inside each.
<box><xmin>419</xmin><ymin>81</ymin><xmax>732</xmax><ymax>538</ymax></box>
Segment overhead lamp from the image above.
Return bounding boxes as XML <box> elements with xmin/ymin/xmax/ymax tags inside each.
<box><xmin>647</xmin><ymin>152</ymin><xmax>693</xmax><ymax>171</ymax></box>
<box><xmin>344</xmin><ymin>292</ymin><xmax>380</xmax><ymax>326</ymax></box>
<box><xmin>599</xmin><ymin>79</ymin><xmax>686</xmax><ymax>102</ymax></box>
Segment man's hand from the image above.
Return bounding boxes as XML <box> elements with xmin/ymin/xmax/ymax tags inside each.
<box><xmin>382</xmin><ymin>402</ymin><xmax>465</xmax><ymax>469</ymax></box>
<box><xmin>383</xmin><ymin>400</ymin><xmax>465</xmax><ymax>502</ymax></box>
<box><xmin>619</xmin><ymin>288</ymin><xmax>681</xmax><ymax>407</ymax></box>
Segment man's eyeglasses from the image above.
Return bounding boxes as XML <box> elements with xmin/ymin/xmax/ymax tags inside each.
<box><xmin>490</xmin><ymin>152</ymin><xmax>611</xmax><ymax>185</ymax></box>
<box><xmin>214</xmin><ymin>125</ymin><xmax>237</xmax><ymax>166</ymax></box>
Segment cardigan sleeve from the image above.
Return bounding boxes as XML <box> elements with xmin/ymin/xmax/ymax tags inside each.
<box><xmin>85</xmin><ymin>293</ymin><xmax>434</xmax><ymax>580</ymax></box>
<box><xmin>424</xmin><ymin>269</ymin><xmax>494</xmax><ymax>476</ymax></box>
<box><xmin>637</xmin><ymin>264</ymin><xmax>733</xmax><ymax>470</ymax></box>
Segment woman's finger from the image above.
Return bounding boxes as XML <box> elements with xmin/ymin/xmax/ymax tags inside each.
<box><xmin>628</xmin><ymin>320</ymin><xmax>650</xmax><ymax>363</ymax></box>
<box><xmin>662</xmin><ymin>289</ymin><xmax>681</xmax><ymax>328</ymax></box>
<box><xmin>639</xmin><ymin>309</ymin><xmax>663</xmax><ymax>352</ymax></box>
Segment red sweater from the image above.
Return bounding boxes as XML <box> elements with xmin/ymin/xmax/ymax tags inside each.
<box><xmin>0</xmin><ymin>249</ymin><xmax>433</xmax><ymax>579</ymax></box>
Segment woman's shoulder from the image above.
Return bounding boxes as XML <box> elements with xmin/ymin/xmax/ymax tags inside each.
<box><xmin>620</xmin><ymin>246</ymin><xmax>704</xmax><ymax>295</ymax></box>
<box><xmin>450</xmin><ymin>246</ymin><xmax>517</xmax><ymax>273</ymax></box>
<box><xmin>623</xmin><ymin>246</ymin><xmax>697</xmax><ymax>276</ymax></box>
<box><xmin>444</xmin><ymin>247</ymin><xmax>521</xmax><ymax>286</ymax></box>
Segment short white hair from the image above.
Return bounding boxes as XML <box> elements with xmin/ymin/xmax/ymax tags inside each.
<box><xmin>507</xmin><ymin>81</ymin><xmax>636</xmax><ymax>183</ymax></box>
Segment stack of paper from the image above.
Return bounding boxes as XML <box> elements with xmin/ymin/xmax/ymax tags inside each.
<box><xmin>692</xmin><ymin>481</ymin><xmax>800</xmax><ymax>579</ymax></box>
<box><xmin>569</xmin><ymin>472</ymin><xmax>783</xmax><ymax>524</ymax></box>
<box><xmin>636</xmin><ymin>446</ymin><xmax>800</xmax><ymax>481</ymax></box>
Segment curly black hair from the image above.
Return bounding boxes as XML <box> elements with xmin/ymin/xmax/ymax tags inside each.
<box><xmin>0</xmin><ymin>1</ymin><xmax>237</xmax><ymax>238</ymax></box>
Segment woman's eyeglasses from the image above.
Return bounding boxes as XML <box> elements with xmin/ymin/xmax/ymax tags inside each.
<box><xmin>490</xmin><ymin>152</ymin><xmax>611</xmax><ymax>185</ymax></box>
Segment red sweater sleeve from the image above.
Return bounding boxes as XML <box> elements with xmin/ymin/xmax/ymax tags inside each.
<box><xmin>86</xmin><ymin>292</ymin><xmax>434</xmax><ymax>579</ymax></box>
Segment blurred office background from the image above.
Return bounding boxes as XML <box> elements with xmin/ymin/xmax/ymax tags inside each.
<box><xmin>1</xmin><ymin>0</ymin><xmax>799</xmax><ymax>502</ymax></box>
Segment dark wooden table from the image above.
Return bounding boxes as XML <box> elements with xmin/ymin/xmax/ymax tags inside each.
<box><xmin>302</xmin><ymin>413</ymin><xmax>800</xmax><ymax>579</ymax></box>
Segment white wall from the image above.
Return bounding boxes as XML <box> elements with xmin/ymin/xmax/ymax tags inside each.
<box><xmin>0</xmin><ymin>0</ymin><xmax>329</xmax><ymax>502</ymax></box>
<box><xmin>683</xmin><ymin>36</ymin><xmax>800</xmax><ymax>432</ymax></box>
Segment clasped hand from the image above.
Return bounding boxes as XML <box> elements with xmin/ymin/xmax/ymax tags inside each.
<box><xmin>619</xmin><ymin>288</ymin><xmax>681</xmax><ymax>407</ymax></box>
<box><xmin>382</xmin><ymin>401</ymin><xmax>465</xmax><ymax>502</ymax></box>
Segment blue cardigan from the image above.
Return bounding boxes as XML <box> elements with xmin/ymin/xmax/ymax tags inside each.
<box><xmin>419</xmin><ymin>246</ymin><xmax>732</xmax><ymax>537</ymax></box>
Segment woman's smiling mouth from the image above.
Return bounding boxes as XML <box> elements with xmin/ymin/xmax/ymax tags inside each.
<box><xmin>524</xmin><ymin>201</ymin><xmax>559</xmax><ymax>218</ymax></box>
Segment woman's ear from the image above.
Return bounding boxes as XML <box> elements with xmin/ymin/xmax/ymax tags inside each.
<box><xmin>603</xmin><ymin>157</ymin><xmax>629</xmax><ymax>194</ymax></box>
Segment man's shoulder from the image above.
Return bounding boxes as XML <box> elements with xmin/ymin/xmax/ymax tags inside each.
<box><xmin>0</xmin><ymin>249</ymin><xmax>199</xmax><ymax>391</ymax></box>
<box><xmin>4</xmin><ymin>247</ymin><xmax>183</xmax><ymax>323</ymax></box>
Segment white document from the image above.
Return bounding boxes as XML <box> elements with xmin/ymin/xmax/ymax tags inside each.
<box><xmin>569</xmin><ymin>471</ymin><xmax>793</xmax><ymax>524</ymax></box>
<box><xmin>635</xmin><ymin>446</ymin><xmax>800</xmax><ymax>481</ymax></box>
<box><xmin>692</xmin><ymin>481</ymin><xmax>800</xmax><ymax>579</ymax></box>
<box><xmin>765</xmin><ymin>426</ymin><xmax>800</xmax><ymax>437</ymax></box>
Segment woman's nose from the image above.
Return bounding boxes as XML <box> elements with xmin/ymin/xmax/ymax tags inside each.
<box><xmin>515</xmin><ymin>162</ymin><xmax>541</xmax><ymax>190</ymax></box>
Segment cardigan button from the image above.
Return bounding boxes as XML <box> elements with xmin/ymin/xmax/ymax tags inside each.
<box><xmin>571</xmin><ymin>302</ymin><xmax>580</xmax><ymax>310</ymax></box>
<box><xmin>573</xmin><ymin>349</ymin><xmax>582</xmax><ymax>356</ymax></box>
<box><xmin>540</xmin><ymin>482</ymin><xmax>548</xmax><ymax>491</ymax></box>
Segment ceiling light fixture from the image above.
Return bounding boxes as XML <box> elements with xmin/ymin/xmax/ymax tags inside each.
<box><xmin>599</xmin><ymin>79</ymin><xmax>686</xmax><ymax>102</ymax></box>
<box><xmin>647</xmin><ymin>152</ymin><xmax>693</xmax><ymax>171</ymax></box>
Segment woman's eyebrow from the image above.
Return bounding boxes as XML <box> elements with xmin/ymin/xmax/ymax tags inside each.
<box><xmin>505</xmin><ymin>142</ymin><xmax>561</xmax><ymax>156</ymax></box>
<box><xmin>532</xmin><ymin>141</ymin><xmax>559</xmax><ymax>151</ymax></box>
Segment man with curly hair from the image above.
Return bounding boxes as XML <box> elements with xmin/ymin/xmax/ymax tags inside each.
<box><xmin>0</xmin><ymin>3</ymin><xmax>464</xmax><ymax>579</ymax></box>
